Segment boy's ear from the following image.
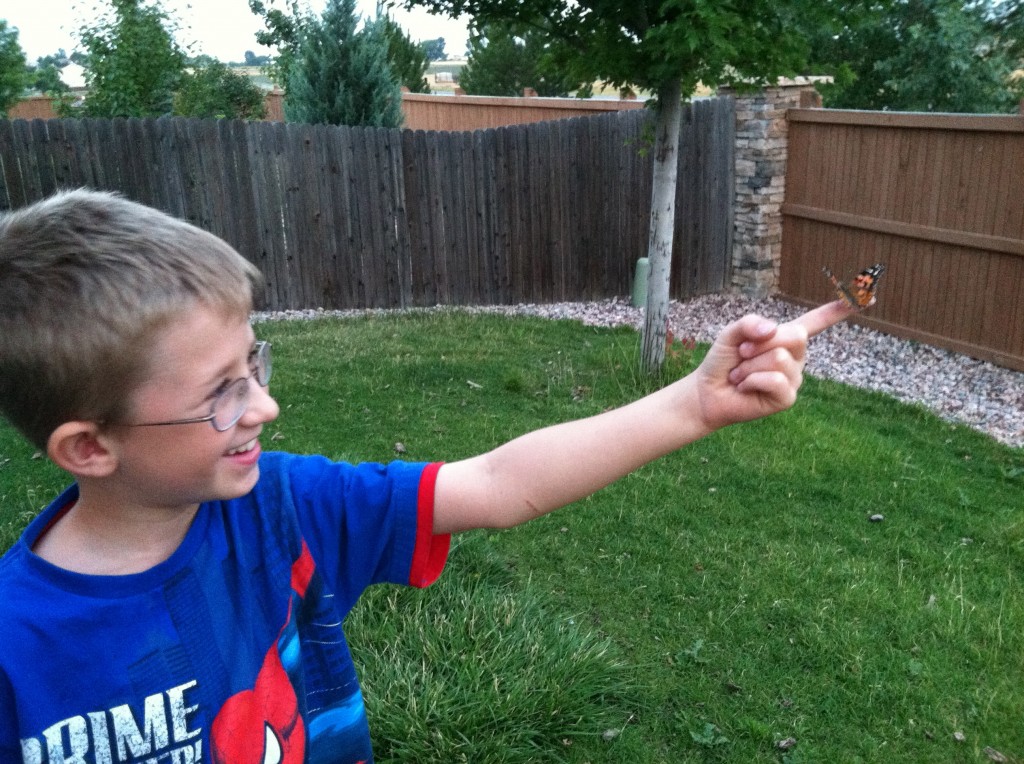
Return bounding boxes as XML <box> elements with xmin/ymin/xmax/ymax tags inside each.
<box><xmin>46</xmin><ymin>421</ymin><xmax>119</xmax><ymax>477</ymax></box>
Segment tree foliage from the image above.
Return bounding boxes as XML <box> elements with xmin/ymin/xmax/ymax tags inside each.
<box><xmin>379</xmin><ymin>13</ymin><xmax>431</xmax><ymax>93</ymax></box>
<box><xmin>243</xmin><ymin>50</ymin><xmax>273</xmax><ymax>66</ymax></box>
<box><xmin>284</xmin><ymin>0</ymin><xmax>403</xmax><ymax>127</ymax></box>
<box><xmin>72</xmin><ymin>0</ymin><xmax>185</xmax><ymax>117</ymax></box>
<box><xmin>460</xmin><ymin>20</ymin><xmax>591</xmax><ymax>97</ymax></box>
<box><xmin>805</xmin><ymin>0</ymin><xmax>1024</xmax><ymax>113</ymax></box>
<box><xmin>406</xmin><ymin>0</ymin><xmax>832</xmax><ymax>98</ymax></box>
<box><xmin>173</xmin><ymin>60</ymin><xmax>267</xmax><ymax>119</ymax></box>
<box><xmin>21</xmin><ymin>50</ymin><xmax>72</xmax><ymax>97</ymax></box>
<box><xmin>988</xmin><ymin>0</ymin><xmax>1024</xmax><ymax>61</ymax></box>
<box><xmin>25</xmin><ymin>62</ymin><xmax>70</xmax><ymax>96</ymax></box>
<box><xmin>248</xmin><ymin>0</ymin><xmax>309</xmax><ymax>86</ymax></box>
<box><xmin>0</xmin><ymin>20</ymin><xmax>27</xmax><ymax>115</ymax></box>
<box><xmin>420</xmin><ymin>37</ymin><xmax>446</xmax><ymax>61</ymax></box>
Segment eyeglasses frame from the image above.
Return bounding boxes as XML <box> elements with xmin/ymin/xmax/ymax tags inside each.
<box><xmin>116</xmin><ymin>341</ymin><xmax>272</xmax><ymax>432</ymax></box>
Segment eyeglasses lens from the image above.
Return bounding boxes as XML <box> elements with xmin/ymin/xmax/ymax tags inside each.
<box><xmin>213</xmin><ymin>378</ymin><xmax>251</xmax><ymax>432</ymax></box>
<box><xmin>255</xmin><ymin>343</ymin><xmax>272</xmax><ymax>386</ymax></box>
<box><xmin>210</xmin><ymin>343</ymin><xmax>272</xmax><ymax>431</ymax></box>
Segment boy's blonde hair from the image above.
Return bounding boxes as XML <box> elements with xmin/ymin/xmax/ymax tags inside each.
<box><xmin>0</xmin><ymin>189</ymin><xmax>263</xmax><ymax>449</ymax></box>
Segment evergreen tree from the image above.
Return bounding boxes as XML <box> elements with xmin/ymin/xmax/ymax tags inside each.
<box><xmin>284</xmin><ymin>0</ymin><xmax>403</xmax><ymax>126</ymax></box>
<box><xmin>460</xmin><ymin>20</ymin><xmax>589</xmax><ymax>97</ymax></box>
<box><xmin>379</xmin><ymin>14</ymin><xmax>431</xmax><ymax>93</ymax></box>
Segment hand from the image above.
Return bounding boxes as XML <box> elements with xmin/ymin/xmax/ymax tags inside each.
<box><xmin>694</xmin><ymin>300</ymin><xmax>857</xmax><ymax>431</ymax></box>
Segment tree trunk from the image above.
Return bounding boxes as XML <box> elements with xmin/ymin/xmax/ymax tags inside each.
<box><xmin>640</xmin><ymin>79</ymin><xmax>683</xmax><ymax>374</ymax></box>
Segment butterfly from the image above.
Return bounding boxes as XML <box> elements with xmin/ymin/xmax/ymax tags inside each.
<box><xmin>822</xmin><ymin>263</ymin><xmax>885</xmax><ymax>309</ymax></box>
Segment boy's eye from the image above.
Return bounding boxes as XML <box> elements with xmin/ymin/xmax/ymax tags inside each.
<box><xmin>247</xmin><ymin>342</ymin><xmax>264</xmax><ymax>368</ymax></box>
<box><xmin>211</xmin><ymin>380</ymin><xmax>233</xmax><ymax>400</ymax></box>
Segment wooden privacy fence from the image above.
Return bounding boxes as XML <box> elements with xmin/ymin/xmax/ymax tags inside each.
<box><xmin>399</xmin><ymin>93</ymin><xmax>646</xmax><ymax>131</ymax></box>
<box><xmin>782</xmin><ymin>108</ymin><xmax>1024</xmax><ymax>371</ymax></box>
<box><xmin>11</xmin><ymin>91</ymin><xmax>645</xmax><ymax>131</ymax></box>
<box><xmin>0</xmin><ymin>99</ymin><xmax>735</xmax><ymax>312</ymax></box>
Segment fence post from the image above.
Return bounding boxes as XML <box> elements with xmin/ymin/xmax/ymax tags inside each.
<box><xmin>718</xmin><ymin>79</ymin><xmax>820</xmax><ymax>297</ymax></box>
<box><xmin>263</xmin><ymin>88</ymin><xmax>285</xmax><ymax>122</ymax></box>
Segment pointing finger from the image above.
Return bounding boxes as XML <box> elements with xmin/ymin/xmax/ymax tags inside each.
<box><xmin>786</xmin><ymin>299</ymin><xmax>858</xmax><ymax>339</ymax></box>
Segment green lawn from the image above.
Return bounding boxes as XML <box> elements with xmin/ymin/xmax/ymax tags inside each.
<box><xmin>1</xmin><ymin>311</ymin><xmax>1021</xmax><ymax>763</ymax></box>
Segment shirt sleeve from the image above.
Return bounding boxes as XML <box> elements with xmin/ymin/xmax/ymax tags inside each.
<box><xmin>407</xmin><ymin>461</ymin><xmax>449</xmax><ymax>588</ymax></box>
<box><xmin>258</xmin><ymin>452</ymin><xmax>450</xmax><ymax>615</ymax></box>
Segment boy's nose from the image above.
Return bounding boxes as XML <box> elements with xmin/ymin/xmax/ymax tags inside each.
<box><xmin>243</xmin><ymin>379</ymin><xmax>280</xmax><ymax>425</ymax></box>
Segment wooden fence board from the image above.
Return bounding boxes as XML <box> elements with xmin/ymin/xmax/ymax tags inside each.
<box><xmin>47</xmin><ymin>120</ymin><xmax>77</xmax><ymax>192</ymax></box>
<box><xmin>308</xmin><ymin>124</ymin><xmax>339</xmax><ymax>309</ymax></box>
<box><xmin>527</xmin><ymin>121</ymin><xmax>548</xmax><ymax>302</ymax></box>
<box><xmin>506</xmin><ymin>124</ymin><xmax>526</xmax><ymax>304</ymax></box>
<box><xmin>285</xmin><ymin>123</ymin><xmax>314</xmax><ymax>308</ymax></box>
<box><xmin>472</xmin><ymin>128</ymin><xmax>496</xmax><ymax>305</ymax></box>
<box><xmin>30</xmin><ymin>120</ymin><xmax>56</xmax><ymax>201</ymax></box>
<box><xmin>254</xmin><ymin>121</ymin><xmax>288</xmax><ymax>308</ymax></box>
<box><xmin>384</xmin><ymin>127</ymin><xmax>412</xmax><ymax>307</ymax></box>
<box><xmin>12</xmin><ymin>121</ymin><xmax>41</xmax><ymax>206</ymax></box>
<box><xmin>401</xmin><ymin>130</ymin><xmax>430</xmax><ymax>306</ymax></box>
<box><xmin>428</xmin><ymin>128</ymin><xmax>452</xmax><ymax>304</ymax></box>
<box><xmin>0</xmin><ymin>121</ymin><xmax>17</xmax><ymax>209</ymax></box>
<box><xmin>89</xmin><ymin>119</ymin><xmax>118</xmax><ymax>192</ymax></box>
<box><xmin>447</xmin><ymin>130</ymin><xmax>472</xmax><ymax>304</ymax></box>
<box><xmin>491</xmin><ymin>125</ymin><xmax>514</xmax><ymax>304</ymax></box>
<box><xmin>332</xmin><ymin>126</ymin><xmax>359</xmax><ymax>308</ymax></box>
<box><xmin>372</xmin><ymin>127</ymin><xmax>403</xmax><ymax>307</ymax></box>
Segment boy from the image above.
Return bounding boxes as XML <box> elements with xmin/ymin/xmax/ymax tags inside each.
<box><xmin>0</xmin><ymin>189</ymin><xmax>853</xmax><ymax>763</ymax></box>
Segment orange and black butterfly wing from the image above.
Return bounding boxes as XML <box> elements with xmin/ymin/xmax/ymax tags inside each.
<box><xmin>850</xmin><ymin>263</ymin><xmax>885</xmax><ymax>307</ymax></box>
<box><xmin>822</xmin><ymin>266</ymin><xmax>859</xmax><ymax>308</ymax></box>
<box><xmin>822</xmin><ymin>263</ymin><xmax>885</xmax><ymax>309</ymax></box>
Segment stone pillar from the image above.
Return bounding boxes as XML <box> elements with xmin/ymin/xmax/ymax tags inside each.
<box><xmin>719</xmin><ymin>81</ymin><xmax>820</xmax><ymax>297</ymax></box>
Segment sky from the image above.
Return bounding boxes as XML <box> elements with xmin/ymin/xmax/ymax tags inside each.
<box><xmin>1</xmin><ymin>0</ymin><xmax>470</xmax><ymax>63</ymax></box>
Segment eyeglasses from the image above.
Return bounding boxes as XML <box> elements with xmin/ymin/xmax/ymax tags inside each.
<box><xmin>122</xmin><ymin>341</ymin><xmax>272</xmax><ymax>432</ymax></box>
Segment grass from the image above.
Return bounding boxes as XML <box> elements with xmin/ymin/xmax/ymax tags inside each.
<box><xmin>1</xmin><ymin>311</ymin><xmax>1021</xmax><ymax>763</ymax></box>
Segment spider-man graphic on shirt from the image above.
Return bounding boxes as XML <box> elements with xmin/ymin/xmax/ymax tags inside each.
<box><xmin>211</xmin><ymin>542</ymin><xmax>371</xmax><ymax>764</ymax></box>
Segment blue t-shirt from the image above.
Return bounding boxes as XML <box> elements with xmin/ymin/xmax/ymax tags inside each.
<box><xmin>0</xmin><ymin>451</ymin><xmax>450</xmax><ymax>764</ymax></box>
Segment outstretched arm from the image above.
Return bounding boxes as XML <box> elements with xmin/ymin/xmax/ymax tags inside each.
<box><xmin>433</xmin><ymin>300</ymin><xmax>855</xmax><ymax>534</ymax></box>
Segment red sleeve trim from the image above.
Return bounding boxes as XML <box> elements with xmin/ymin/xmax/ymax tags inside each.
<box><xmin>408</xmin><ymin>462</ymin><xmax>450</xmax><ymax>588</ymax></box>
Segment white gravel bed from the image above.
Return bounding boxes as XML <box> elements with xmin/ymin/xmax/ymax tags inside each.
<box><xmin>254</xmin><ymin>295</ymin><xmax>1023</xmax><ymax>449</ymax></box>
